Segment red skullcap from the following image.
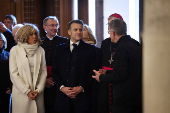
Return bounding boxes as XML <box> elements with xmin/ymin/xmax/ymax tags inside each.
<box><xmin>109</xmin><ymin>13</ymin><xmax>123</xmax><ymax>20</ymax></box>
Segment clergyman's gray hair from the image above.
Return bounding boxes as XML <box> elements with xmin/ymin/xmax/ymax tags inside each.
<box><xmin>43</xmin><ymin>16</ymin><xmax>59</xmax><ymax>25</ymax></box>
<box><xmin>109</xmin><ymin>19</ymin><xmax>127</xmax><ymax>36</ymax></box>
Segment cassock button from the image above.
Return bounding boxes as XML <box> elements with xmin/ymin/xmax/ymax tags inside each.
<box><xmin>67</xmin><ymin>69</ymin><xmax>68</xmax><ymax>71</ymax></box>
<box><xmin>67</xmin><ymin>79</ymin><xmax>69</xmax><ymax>82</ymax></box>
<box><xmin>72</xmin><ymin>67</ymin><xmax>73</xmax><ymax>69</ymax></box>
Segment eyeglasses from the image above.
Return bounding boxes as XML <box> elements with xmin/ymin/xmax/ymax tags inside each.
<box><xmin>107</xmin><ymin>30</ymin><xmax>114</xmax><ymax>34</ymax></box>
<box><xmin>45</xmin><ymin>24</ymin><xmax>60</xmax><ymax>28</ymax></box>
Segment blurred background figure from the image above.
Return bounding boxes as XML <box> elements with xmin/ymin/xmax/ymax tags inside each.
<box><xmin>3</xmin><ymin>14</ymin><xmax>17</xmax><ymax>31</ymax></box>
<box><xmin>0</xmin><ymin>33</ymin><xmax>12</xmax><ymax>113</ymax></box>
<box><xmin>12</xmin><ymin>24</ymin><xmax>23</xmax><ymax>43</ymax></box>
<box><xmin>0</xmin><ymin>14</ymin><xmax>17</xmax><ymax>52</ymax></box>
<box><xmin>82</xmin><ymin>24</ymin><xmax>101</xmax><ymax>113</ymax></box>
<box><xmin>82</xmin><ymin>24</ymin><xmax>97</xmax><ymax>45</ymax></box>
<box><xmin>9</xmin><ymin>24</ymin><xmax>47</xmax><ymax>113</ymax></box>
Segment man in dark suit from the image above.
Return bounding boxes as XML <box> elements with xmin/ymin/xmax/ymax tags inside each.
<box><xmin>41</xmin><ymin>16</ymin><xmax>68</xmax><ymax>113</ymax></box>
<box><xmin>52</xmin><ymin>19</ymin><xmax>97</xmax><ymax>113</ymax></box>
<box><xmin>93</xmin><ymin>19</ymin><xmax>142</xmax><ymax>113</ymax></box>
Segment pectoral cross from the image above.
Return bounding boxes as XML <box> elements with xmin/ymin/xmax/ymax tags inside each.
<box><xmin>109</xmin><ymin>58</ymin><xmax>113</xmax><ymax>65</ymax></box>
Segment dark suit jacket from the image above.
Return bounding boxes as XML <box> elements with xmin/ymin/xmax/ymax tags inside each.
<box><xmin>41</xmin><ymin>35</ymin><xmax>68</xmax><ymax>66</ymax></box>
<box><xmin>52</xmin><ymin>39</ymin><xmax>98</xmax><ymax>112</ymax></box>
<box><xmin>0</xmin><ymin>49</ymin><xmax>11</xmax><ymax>113</ymax></box>
<box><xmin>3</xmin><ymin>29</ymin><xmax>16</xmax><ymax>52</ymax></box>
<box><xmin>0</xmin><ymin>49</ymin><xmax>11</xmax><ymax>94</ymax></box>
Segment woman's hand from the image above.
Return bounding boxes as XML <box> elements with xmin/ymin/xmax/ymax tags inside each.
<box><xmin>27</xmin><ymin>91</ymin><xmax>39</xmax><ymax>100</ymax></box>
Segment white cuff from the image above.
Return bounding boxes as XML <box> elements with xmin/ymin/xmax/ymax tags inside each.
<box><xmin>79</xmin><ymin>86</ymin><xmax>84</xmax><ymax>92</ymax></box>
<box><xmin>60</xmin><ymin>85</ymin><xmax>65</xmax><ymax>90</ymax></box>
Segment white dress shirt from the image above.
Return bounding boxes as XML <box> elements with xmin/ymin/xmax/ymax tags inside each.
<box><xmin>70</xmin><ymin>40</ymin><xmax>80</xmax><ymax>52</ymax></box>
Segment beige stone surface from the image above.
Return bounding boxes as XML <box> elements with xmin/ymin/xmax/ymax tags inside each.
<box><xmin>143</xmin><ymin>0</ymin><xmax>170</xmax><ymax>113</ymax></box>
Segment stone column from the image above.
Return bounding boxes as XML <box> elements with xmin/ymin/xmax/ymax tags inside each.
<box><xmin>143</xmin><ymin>0</ymin><xmax>170</xmax><ymax>113</ymax></box>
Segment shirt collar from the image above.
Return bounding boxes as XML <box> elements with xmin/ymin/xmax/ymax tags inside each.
<box><xmin>46</xmin><ymin>35</ymin><xmax>56</xmax><ymax>40</ymax></box>
<box><xmin>70</xmin><ymin>40</ymin><xmax>80</xmax><ymax>46</ymax></box>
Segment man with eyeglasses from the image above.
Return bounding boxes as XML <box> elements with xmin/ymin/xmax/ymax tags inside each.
<box><xmin>41</xmin><ymin>16</ymin><xmax>68</xmax><ymax>113</ymax></box>
<box><xmin>93</xmin><ymin>19</ymin><xmax>142</xmax><ymax>113</ymax></box>
<box><xmin>0</xmin><ymin>14</ymin><xmax>17</xmax><ymax>52</ymax></box>
<box><xmin>97</xmin><ymin>13</ymin><xmax>124</xmax><ymax>113</ymax></box>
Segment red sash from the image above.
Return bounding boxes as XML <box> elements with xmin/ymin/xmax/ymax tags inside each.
<box><xmin>47</xmin><ymin>66</ymin><xmax>52</xmax><ymax>78</ymax></box>
<box><xmin>102</xmin><ymin>66</ymin><xmax>113</xmax><ymax>70</ymax></box>
<box><xmin>102</xmin><ymin>66</ymin><xmax>113</xmax><ymax>112</ymax></box>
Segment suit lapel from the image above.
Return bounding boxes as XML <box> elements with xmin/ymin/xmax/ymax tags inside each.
<box><xmin>71</xmin><ymin>39</ymin><xmax>84</xmax><ymax>66</ymax></box>
<box><xmin>71</xmin><ymin>47</ymin><xmax>78</xmax><ymax>66</ymax></box>
<box><xmin>17</xmin><ymin>46</ymin><xmax>33</xmax><ymax>89</ymax></box>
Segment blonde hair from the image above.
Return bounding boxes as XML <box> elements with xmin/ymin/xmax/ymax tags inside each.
<box><xmin>84</xmin><ymin>24</ymin><xmax>96</xmax><ymax>44</ymax></box>
<box><xmin>16</xmin><ymin>23</ymin><xmax>41</xmax><ymax>46</ymax></box>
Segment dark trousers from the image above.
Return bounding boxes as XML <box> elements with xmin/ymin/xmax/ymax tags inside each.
<box><xmin>55</xmin><ymin>110</ymin><xmax>90</xmax><ymax>113</ymax></box>
<box><xmin>0</xmin><ymin>91</ymin><xmax>10</xmax><ymax>113</ymax></box>
<box><xmin>44</xmin><ymin>86</ymin><xmax>57</xmax><ymax>113</ymax></box>
<box><xmin>111</xmin><ymin>105</ymin><xmax>142</xmax><ymax>113</ymax></box>
<box><xmin>54</xmin><ymin>98</ymin><xmax>90</xmax><ymax>113</ymax></box>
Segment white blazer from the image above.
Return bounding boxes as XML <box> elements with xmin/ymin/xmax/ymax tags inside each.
<box><xmin>9</xmin><ymin>45</ymin><xmax>47</xmax><ymax>113</ymax></box>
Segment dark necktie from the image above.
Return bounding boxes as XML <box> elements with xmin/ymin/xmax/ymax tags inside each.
<box><xmin>70</xmin><ymin>43</ymin><xmax>77</xmax><ymax>65</ymax></box>
<box><xmin>72</xmin><ymin>43</ymin><xmax>77</xmax><ymax>52</ymax></box>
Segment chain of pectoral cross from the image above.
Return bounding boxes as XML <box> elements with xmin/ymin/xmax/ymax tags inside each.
<box><xmin>109</xmin><ymin>53</ymin><xmax>113</xmax><ymax>64</ymax></box>
<box><xmin>109</xmin><ymin>42</ymin><xmax>114</xmax><ymax>65</ymax></box>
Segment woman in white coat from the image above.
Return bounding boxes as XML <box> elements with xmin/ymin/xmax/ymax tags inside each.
<box><xmin>9</xmin><ymin>24</ymin><xmax>47</xmax><ymax>113</ymax></box>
